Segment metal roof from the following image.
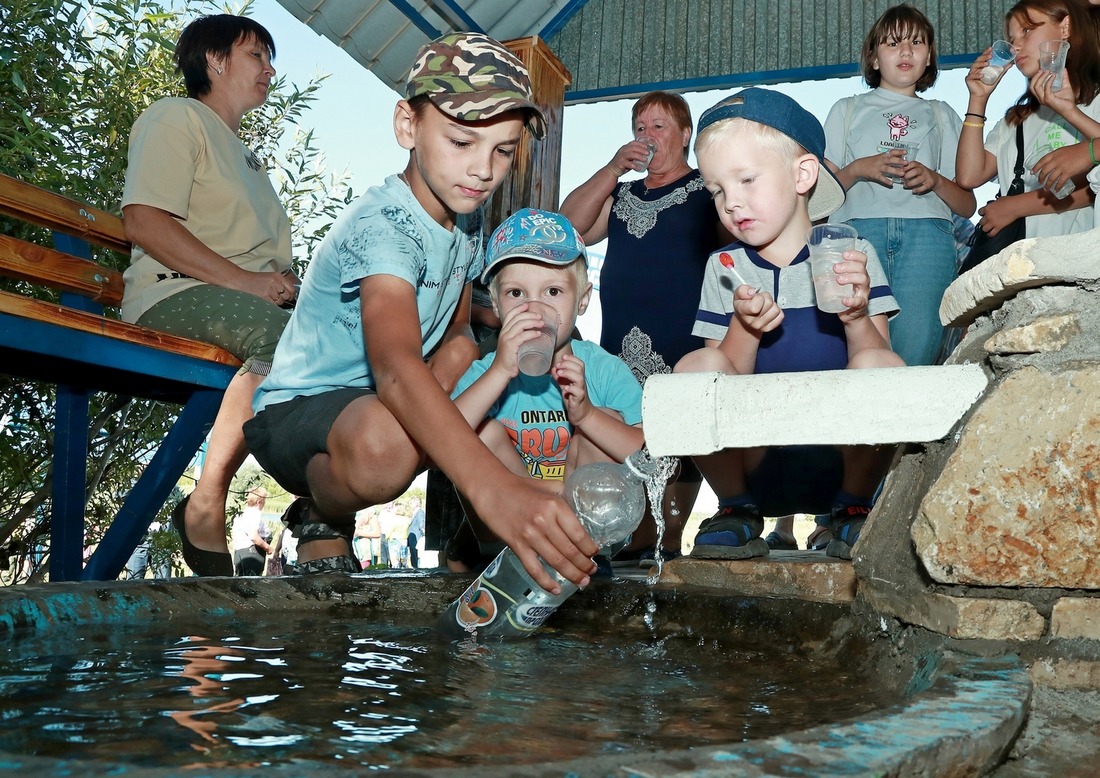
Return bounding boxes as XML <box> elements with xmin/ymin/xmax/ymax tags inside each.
<box><xmin>276</xmin><ymin>0</ymin><xmax>1008</xmax><ymax>104</ymax></box>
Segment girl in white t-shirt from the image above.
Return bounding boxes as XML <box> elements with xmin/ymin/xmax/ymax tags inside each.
<box><xmin>824</xmin><ymin>5</ymin><xmax>975</xmax><ymax>368</ymax></box>
<box><xmin>957</xmin><ymin>1</ymin><xmax>1100</xmax><ymax>239</ymax></box>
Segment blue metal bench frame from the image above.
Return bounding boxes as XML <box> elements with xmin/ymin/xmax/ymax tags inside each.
<box><xmin>0</xmin><ymin>231</ymin><xmax>237</xmax><ymax>582</ymax></box>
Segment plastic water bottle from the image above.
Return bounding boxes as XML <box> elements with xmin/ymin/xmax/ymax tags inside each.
<box><xmin>438</xmin><ymin>449</ymin><xmax>658</xmax><ymax>639</ymax></box>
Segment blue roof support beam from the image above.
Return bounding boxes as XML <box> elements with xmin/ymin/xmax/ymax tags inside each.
<box><xmin>428</xmin><ymin>0</ymin><xmax>483</xmax><ymax>33</ymax></box>
<box><xmin>387</xmin><ymin>0</ymin><xmax>442</xmax><ymax>39</ymax></box>
<box><xmin>540</xmin><ymin>0</ymin><xmax>592</xmax><ymax>40</ymax></box>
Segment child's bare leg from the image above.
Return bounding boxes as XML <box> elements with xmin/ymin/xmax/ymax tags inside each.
<box><xmin>674</xmin><ymin>345</ymin><xmax>740</xmax><ymax>374</ymax></box>
<box><xmin>299</xmin><ymin>395</ymin><xmax>423</xmax><ymax>564</ymax></box>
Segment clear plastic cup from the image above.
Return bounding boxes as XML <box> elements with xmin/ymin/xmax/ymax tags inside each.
<box><xmin>884</xmin><ymin>141</ymin><xmax>918</xmax><ymax>183</ymax></box>
<box><xmin>807</xmin><ymin>224</ymin><xmax>857</xmax><ymax>314</ymax></box>
<box><xmin>981</xmin><ymin>40</ymin><xmax>1015</xmax><ymax>85</ymax></box>
<box><xmin>1026</xmin><ymin>144</ymin><xmax>1076</xmax><ymax>199</ymax></box>
<box><xmin>1039</xmin><ymin>40</ymin><xmax>1070</xmax><ymax>91</ymax></box>
<box><xmin>516</xmin><ymin>300</ymin><xmax>560</xmax><ymax>376</ymax></box>
<box><xmin>634</xmin><ymin>137</ymin><xmax>658</xmax><ymax>172</ymax></box>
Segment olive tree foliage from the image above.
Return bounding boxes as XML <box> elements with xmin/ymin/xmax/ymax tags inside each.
<box><xmin>0</xmin><ymin>0</ymin><xmax>352</xmax><ymax>582</ymax></box>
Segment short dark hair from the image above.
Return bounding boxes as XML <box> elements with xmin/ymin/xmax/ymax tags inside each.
<box><xmin>860</xmin><ymin>4</ymin><xmax>938</xmax><ymax>93</ymax></box>
<box><xmin>174</xmin><ymin>14</ymin><xmax>275</xmax><ymax>98</ymax></box>
<box><xmin>632</xmin><ymin>91</ymin><xmax>693</xmax><ymax>159</ymax></box>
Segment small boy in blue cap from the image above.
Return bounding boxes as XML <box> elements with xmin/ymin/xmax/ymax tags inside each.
<box><xmin>449</xmin><ymin>208</ymin><xmax>644</xmax><ymax>564</ymax></box>
<box><xmin>675</xmin><ymin>88</ymin><xmax>904</xmax><ymax>561</ymax></box>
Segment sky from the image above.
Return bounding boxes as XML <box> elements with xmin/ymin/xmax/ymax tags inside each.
<box><xmin>245</xmin><ymin>0</ymin><xmax>1022</xmax><ymax>513</ymax></box>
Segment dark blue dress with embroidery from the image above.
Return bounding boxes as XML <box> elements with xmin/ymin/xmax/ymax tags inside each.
<box><xmin>600</xmin><ymin>169</ymin><xmax>722</xmax><ymax>381</ymax></box>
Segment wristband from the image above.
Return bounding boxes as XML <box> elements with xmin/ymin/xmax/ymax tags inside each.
<box><xmin>1091</xmin><ymin>138</ymin><xmax>1098</xmax><ymax>166</ymax></box>
<box><xmin>962</xmin><ymin>121</ymin><xmax>985</xmax><ymax>129</ymax></box>
<box><xmin>964</xmin><ymin>112</ymin><xmax>986</xmax><ymax>120</ymax></box>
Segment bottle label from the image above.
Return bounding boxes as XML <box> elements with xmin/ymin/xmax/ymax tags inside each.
<box><xmin>510</xmin><ymin>602</ymin><xmax>559</xmax><ymax>631</ymax></box>
<box><xmin>453</xmin><ymin>579</ymin><xmax>498</xmax><ymax>631</ymax></box>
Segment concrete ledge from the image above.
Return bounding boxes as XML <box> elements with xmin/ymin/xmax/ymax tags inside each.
<box><xmin>642</xmin><ymin>365</ymin><xmax>989</xmax><ymax>456</ymax></box>
<box><xmin>658</xmin><ymin>553</ymin><xmax>857</xmax><ymax>604</ymax></box>
<box><xmin>940</xmin><ymin>228</ymin><xmax>1100</xmax><ymax>327</ymax></box>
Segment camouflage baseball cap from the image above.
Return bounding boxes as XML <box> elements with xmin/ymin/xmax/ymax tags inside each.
<box><xmin>405</xmin><ymin>32</ymin><xmax>547</xmax><ymax>140</ymax></box>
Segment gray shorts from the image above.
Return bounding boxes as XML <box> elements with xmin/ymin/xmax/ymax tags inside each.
<box><xmin>138</xmin><ymin>285</ymin><xmax>289</xmax><ymax>375</ymax></box>
<box><xmin>243</xmin><ymin>388</ymin><xmax>376</xmax><ymax>497</ymax></box>
<box><xmin>746</xmin><ymin>446</ymin><xmax>844</xmax><ymax>516</ymax></box>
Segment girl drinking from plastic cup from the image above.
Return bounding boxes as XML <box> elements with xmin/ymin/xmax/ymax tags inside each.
<box><xmin>956</xmin><ymin>0</ymin><xmax>1100</xmax><ymax>241</ymax></box>
<box><xmin>823</xmin><ymin>4</ymin><xmax>975</xmax><ymax>369</ymax></box>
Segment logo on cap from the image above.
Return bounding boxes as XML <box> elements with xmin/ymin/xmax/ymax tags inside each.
<box><xmin>482</xmin><ymin>209</ymin><xmax>587</xmax><ymax>283</ymax></box>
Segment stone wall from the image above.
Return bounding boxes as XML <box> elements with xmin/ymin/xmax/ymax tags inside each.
<box><xmin>855</xmin><ymin>228</ymin><xmax>1100</xmax><ymax>682</ymax></box>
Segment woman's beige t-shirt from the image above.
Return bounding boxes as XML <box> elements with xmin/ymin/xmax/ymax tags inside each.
<box><xmin>120</xmin><ymin>97</ymin><xmax>291</xmax><ymax>322</ymax></box>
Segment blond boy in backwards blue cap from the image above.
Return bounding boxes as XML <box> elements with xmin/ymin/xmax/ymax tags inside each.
<box><xmin>675</xmin><ymin>88</ymin><xmax>904</xmax><ymax>561</ymax></box>
<box><xmin>448</xmin><ymin>208</ymin><xmax>645</xmax><ymax>568</ymax></box>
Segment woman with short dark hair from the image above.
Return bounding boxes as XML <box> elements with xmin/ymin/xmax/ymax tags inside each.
<box><xmin>120</xmin><ymin>14</ymin><xmax>297</xmax><ymax>576</ymax></box>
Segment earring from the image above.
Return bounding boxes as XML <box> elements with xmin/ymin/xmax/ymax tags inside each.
<box><xmin>215</xmin><ymin>67</ymin><xmax>222</xmax><ymax>75</ymax></box>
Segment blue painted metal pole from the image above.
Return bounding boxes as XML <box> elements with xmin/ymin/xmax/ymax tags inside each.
<box><xmin>49</xmin><ymin>384</ymin><xmax>90</xmax><ymax>582</ymax></box>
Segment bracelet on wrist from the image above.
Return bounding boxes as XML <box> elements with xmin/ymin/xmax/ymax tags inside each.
<box><xmin>962</xmin><ymin>121</ymin><xmax>985</xmax><ymax>129</ymax></box>
<box><xmin>964</xmin><ymin>112</ymin><xmax>986</xmax><ymax>120</ymax></box>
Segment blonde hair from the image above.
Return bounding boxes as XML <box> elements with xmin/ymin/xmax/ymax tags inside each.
<box><xmin>245</xmin><ymin>487</ymin><xmax>268</xmax><ymax>508</ymax></box>
<box><xmin>488</xmin><ymin>257</ymin><xmax>590</xmax><ymax>301</ymax></box>
<box><xmin>695</xmin><ymin>114</ymin><xmax>806</xmax><ymax>166</ymax></box>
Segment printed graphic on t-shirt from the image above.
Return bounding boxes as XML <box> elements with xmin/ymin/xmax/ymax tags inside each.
<box><xmin>880</xmin><ymin>111</ymin><xmax>915</xmax><ymax>149</ymax></box>
<box><xmin>504</xmin><ymin>408</ymin><xmax>570</xmax><ymax>481</ymax></box>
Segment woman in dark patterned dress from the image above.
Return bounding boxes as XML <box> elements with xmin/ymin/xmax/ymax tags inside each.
<box><xmin>560</xmin><ymin>92</ymin><xmax>730</xmax><ymax>566</ymax></box>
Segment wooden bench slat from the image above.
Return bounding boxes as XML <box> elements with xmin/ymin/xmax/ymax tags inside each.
<box><xmin>0</xmin><ymin>173</ymin><xmax>130</xmax><ymax>256</ymax></box>
<box><xmin>0</xmin><ymin>289</ymin><xmax>240</xmax><ymax>367</ymax></box>
<box><xmin>0</xmin><ymin>234</ymin><xmax>125</xmax><ymax>305</ymax></box>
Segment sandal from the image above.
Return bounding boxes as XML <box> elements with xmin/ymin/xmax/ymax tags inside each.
<box><xmin>806</xmin><ymin>525</ymin><xmax>833</xmax><ymax>552</ymax></box>
<box><xmin>825</xmin><ymin>504</ymin><xmax>872</xmax><ymax>560</ymax></box>
<box><xmin>282</xmin><ymin>498</ymin><xmax>359</xmax><ymax>574</ymax></box>
<box><xmin>171</xmin><ymin>495</ymin><xmax>233</xmax><ymax>576</ymax></box>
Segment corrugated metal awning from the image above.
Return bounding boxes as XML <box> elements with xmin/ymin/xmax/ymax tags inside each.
<box><xmin>275</xmin><ymin>0</ymin><xmax>1008</xmax><ymax>104</ymax></box>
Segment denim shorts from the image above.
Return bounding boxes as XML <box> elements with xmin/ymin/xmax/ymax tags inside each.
<box><xmin>846</xmin><ymin>217</ymin><xmax>956</xmax><ymax>367</ymax></box>
<box><xmin>243</xmin><ymin>388</ymin><xmax>376</xmax><ymax>497</ymax></box>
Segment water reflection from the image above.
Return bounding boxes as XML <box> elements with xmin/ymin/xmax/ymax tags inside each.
<box><xmin>0</xmin><ymin>616</ymin><xmax>895</xmax><ymax>770</ymax></box>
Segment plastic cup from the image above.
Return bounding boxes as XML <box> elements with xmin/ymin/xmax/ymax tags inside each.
<box><xmin>884</xmin><ymin>141</ymin><xmax>918</xmax><ymax>183</ymax></box>
<box><xmin>807</xmin><ymin>224</ymin><xmax>857</xmax><ymax>314</ymax></box>
<box><xmin>634</xmin><ymin>137</ymin><xmax>658</xmax><ymax>172</ymax></box>
<box><xmin>516</xmin><ymin>300</ymin><xmax>560</xmax><ymax>376</ymax></box>
<box><xmin>1039</xmin><ymin>40</ymin><xmax>1070</xmax><ymax>92</ymax></box>
<box><xmin>1025</xmin><ymin>144</ymin><xmax>1076</xmax><ymax>199</ymax></box>
<box><xmin>981</xmin><ymin>40</ymin><xmax>1015</xmax><ymax>85</ymax></box>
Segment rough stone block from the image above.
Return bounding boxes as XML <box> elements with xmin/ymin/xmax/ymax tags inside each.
<box><xmin>860</xmin><ymin>587</ymin><xmax>1044</xmax><ymax>641</ymax></box>
<box><xmin>1051</xmin><ymin>598</ymin><xmax>1100</xmax><ymax>641</ymax></box>
<box><xmin>658</xmin><ymin>553</ymin><xmax>856</xmax><ymax>604</ymax></box>
<box><xmin>1030</xmin><ymin>658</ymin><xmax>1100</xmax><ymax>690</ymax></box>
<box><xmin>914</xmin><ymin>366</ymin><xmax>1100</xmax><ymax>588</ymax></box>
<box><xmin>984</xmin><ymin>313</ymin><xmax>1080</xmax><ymax>355</ymax></box>
<box><xmin>941</xmin><ymin>228</ymin><xmax>1100</xmax><ymax>326</ymax></box>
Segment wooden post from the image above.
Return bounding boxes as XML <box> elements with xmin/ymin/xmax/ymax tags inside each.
<box><xmin>487</xmin><ymin>36</ymin><xmax>571</xmax><ymax>231</ymax></box>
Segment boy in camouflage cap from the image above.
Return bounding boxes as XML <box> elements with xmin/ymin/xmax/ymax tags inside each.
<box><xmin>405</xmin><ymin>32</ymin><xmax>546</xmax><ymax>139</ymax></box>
<box><xmin>246</xmin><ymin>33</ymin><xmax>599</xmax><ymax>590</ymax></box>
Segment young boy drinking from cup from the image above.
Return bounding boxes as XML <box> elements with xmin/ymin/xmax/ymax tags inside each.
<box><xmin>674</xmin><ymin>88</ymin><xmax>904</xmax><ymax>561</ymax></box>
<box><xmin>447</xmin><ymin>208</ymin><xmax>645</xmax><ymax>570</ymax></box>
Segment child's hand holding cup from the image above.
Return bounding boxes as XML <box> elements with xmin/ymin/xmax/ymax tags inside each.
<box><xmin>516</xmin><ymin>300</ymin><xmax>560</xmax><ymax>376</ymax></box>
<box><xmin>808</xmin><ymin>224</ymin><xmax>857</xmax><ymax>314</ymax></box>
<box><xmin>981</xmin><ymin>40</ymin><xmax>1015</xmax><ymax>85</ymax></box>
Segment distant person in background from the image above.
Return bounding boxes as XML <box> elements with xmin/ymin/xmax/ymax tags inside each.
<box><xmin>231</xmin><ymin>487</ymin><xmax>272</xmax><ymax>576</ymax></box>
<box><xmin>560</xmin><ymin>91</ymin><xmax>731</xmax><ymax>568</ymax></box>
<box><xmin>123</xmin><ymin>519</ymin><xmax>172</xmax><ymax>579</ymax></box>
<box><xmin>406</xmin><ymin>497</ymin><xmax>425</xmax><ymax>569</ymax></box>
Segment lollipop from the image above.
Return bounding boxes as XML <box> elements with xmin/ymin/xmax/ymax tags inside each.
<box><xmin>718</xmin><ymin>252</ymin><xmax>757</xmax><ymax>293</ymax></box>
